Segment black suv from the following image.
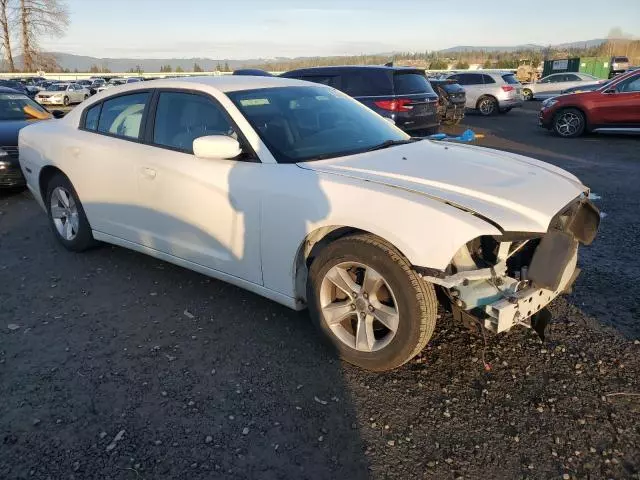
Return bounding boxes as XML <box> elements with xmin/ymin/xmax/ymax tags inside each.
<box><xmin>282</xmin><ymin>66</ymin><xmax>440</xmax><ymax>134</ymax></box>
<box><xmin>429</xmin><ymin>79</ymin><xmax>466</xmax><ymax>125</ymax></box>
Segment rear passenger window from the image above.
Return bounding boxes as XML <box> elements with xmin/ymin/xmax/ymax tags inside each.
<box><xmin>455</xmin><ymin>74</ymin><xmax>482</xmax><ymax>86</ymax></box>
<box><xmin>84</xmin><ymin>103</ymin><xmax>101</xmax><ymax>131</ymax></box>
<box><xmin>482</xmin><ymin>74</ymin><xmax>496</xmax><ymax>84</ymax></box>
<box><xmin>152</xmin><ymin>92</ymin><xmax>236</xmax><ymax>152</ymax></box>
<box><xmin>97</xmin><ymin>92</ymin><xmax>149</xmax><ymax>139</ymax></box>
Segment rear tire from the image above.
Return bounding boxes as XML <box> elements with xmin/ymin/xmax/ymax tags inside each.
<box><xmin>307</xmin><ymin>233</ymin><xmax>438</xmax><ymax>371</ymax></box>
<box><xmin>552</xmin><ymin>108</ymin><xmax>585</xmax><ymax>138</ymax></box>
<box><xmin>477</xmin><ymin>96</ymin><xmax>498</xmax><ymax>116</ymax></box>
<box><xmin>63</xmin><ymin>96</ymin><xmax>69</xmax><ymax>106</ymax></box>
<box><xmin>523</xmin><ymin>89</ymin><xmax>533</xmax><ymax>101</ymax></box>
<box><xmin>46</xmin><ymin>173</ymin><xmax>96</xmax><ymax>251</ymax></box>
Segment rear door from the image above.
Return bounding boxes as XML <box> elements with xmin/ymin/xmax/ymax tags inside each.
<box><xmin>72</xmin><ymin>91</ymin><xmax>153</xmax><ymax>243</ymax></box>
<box><xmin>536</xmin><ymin>74</ymin><xmax>561</xmax><ymax>94</ymax></box>
<box><xmin>450</xmin><ymin>73</ymin><xmax>483</xmax><ymax>108</ymax></box>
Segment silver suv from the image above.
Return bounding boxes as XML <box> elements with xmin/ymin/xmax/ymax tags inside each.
<box><xmin>445</xmin><ymin>71</ymin><xmax>523</xmax><ymax>116</ymax></box>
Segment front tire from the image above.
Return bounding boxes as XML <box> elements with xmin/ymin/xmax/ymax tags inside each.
<box><xmin>307</xmin><ymin>233</ymin><xmax>438</xmax><ymax>371</ymax></box>
<box><xmin>63</xmin><ymin>96</ymin><xmax>70</xmax><ymax>106</ymax></box>
<box><xmin>523</xmin><ymin>89</ymin><xmax>533</xmax><ymax>101</ymax></box>
<box><xmin>46</xmin><ymin>173</ymin><xmax>95</xmax><ymax>251</ymax></box>
<box><xmin>552</xmin><ymin>108</ymin><xmax>585</xmax><ymax>138</ymax></box>
<box><xmin>477</xmin><ymin>96</ymin><xmax>498</xmax><ymax>116</ymax></box>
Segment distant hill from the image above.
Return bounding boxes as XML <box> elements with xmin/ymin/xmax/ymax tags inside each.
<box><xmin>12</xmin><ymin>53</ymin><xmax>262</xmax><ymax>72</ymax></box>
<box><xmin>438</xmin><ymin>39</ymin><xmax>606</xmax><ymax>53</ymax></box>
<box><xmin>4</xmin><ymin>38</ymin><xmax>610</xmax><ymax>72</ymax></box>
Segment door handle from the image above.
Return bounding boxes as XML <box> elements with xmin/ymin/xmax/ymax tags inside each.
<box><xmin>142</xmin><ymin>167</ymin><xmax>156</xmax><ymax>179</ymax></box>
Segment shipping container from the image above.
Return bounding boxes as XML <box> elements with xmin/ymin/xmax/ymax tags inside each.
<box><xmin>579</xmin><ymin>57</ymin><xmax>610</xmax><ymax>79</ymax></box>
<box><xmin>542</xmin><ymin>57</ymin><xmax>580</xmax><ymax>77</ymax></box>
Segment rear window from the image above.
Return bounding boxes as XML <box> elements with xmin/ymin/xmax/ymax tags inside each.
<box><xmin>341</xmin><ymin>71</ymin><xmax>392</xmax><ymax>96</ymax></box>
<box><xmin>501</xmin><ymin>74</ymin><xmax>520</xmax><ymax>85</ymax></box>
<box><xmin>393</xmin><ymin>72</ymin><xmax>435</xmax><ymax>95</ymax></box>
<box><xmin>613</xmin><ymin>56</ymin><xmax>629</xmax><ymax>62</ymax></box>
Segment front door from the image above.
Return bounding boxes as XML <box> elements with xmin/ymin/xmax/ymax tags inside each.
<box><xmin>135</xmin><ymin>90</ymin><xmax>263</xmax><ymax>284</ymax></box>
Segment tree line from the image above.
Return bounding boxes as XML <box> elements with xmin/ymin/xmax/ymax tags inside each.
<box><xmin>251</xmin><ymin>39</ymin><xmax>640</xmax><ymax>72</ymax></box>
<box><xmin>0</xmin><ymin>0</ymin><xmax>68</xmax><ymax>72</ymax></box>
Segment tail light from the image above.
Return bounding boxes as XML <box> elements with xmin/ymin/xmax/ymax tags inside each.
<box><xmin>501</xmin><ymin>85</ymin><xmax>515</xmax><ymax>92</ymax></box>
<box><xmin>374</xmin><ymin>99</ymin><xmax>413</xmax><ymax>112</ymax></box>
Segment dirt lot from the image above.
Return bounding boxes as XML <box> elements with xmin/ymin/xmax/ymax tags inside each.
<box><xmin>1</xmin><ymin>102</ymin><xmax>639</xmax><ymax>479</ymax></box>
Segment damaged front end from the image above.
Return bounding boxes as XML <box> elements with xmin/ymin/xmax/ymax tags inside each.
<box><xmin>420</xmin><ymin>197</ymin><xmax>600</xmax><ymax>337</ymax></box>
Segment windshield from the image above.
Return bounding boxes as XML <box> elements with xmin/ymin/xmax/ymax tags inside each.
<box><xmin>228</xmin><ymin>86</ymin><xmax>409</xmax><ymax>164</ymax></box>
<box><xmin>109</xmin><ymin>79</ymin><xmax>125</xmax><ymax>85</ymax></box>
<box><xmin>0</xmin><ymin>93</ymin><xmax>50</xmax><ymax>120</ymax></box>
<box><xmin>48</xmin><ymin>84</ymin><xmax>68</xmax><ymax>92</ymax></box>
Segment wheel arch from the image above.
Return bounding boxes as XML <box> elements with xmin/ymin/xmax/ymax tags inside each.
<box><xmin>292</xmin><ymin>226</ymin><xmax>413</xmax><ymax>306</ymax></box>
<box><xmin>39</xmin><ymin>165</ymin><xmax>67</xmax><ymax>202</ymax></box>
<box><xmin>554</xmin><ymin>105</ymin><xmax>591</xmax><ymax>130</ymax></box>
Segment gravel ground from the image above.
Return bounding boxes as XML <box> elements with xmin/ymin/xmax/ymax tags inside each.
<box><xmin>1</xmin><ymin>102</ymin><xmax>639</xmax><ymax>479</ymax></box>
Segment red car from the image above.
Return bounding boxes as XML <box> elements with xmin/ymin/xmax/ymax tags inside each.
<box><xmin>539</xmin><ymin>69</ymin><xmax>640</xmax><ymax>137</ymax></box>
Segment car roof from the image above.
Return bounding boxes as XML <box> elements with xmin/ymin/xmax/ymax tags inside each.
<box><xmin>125</xmin><ymin>75</ymin><xmax>314</xmax><ymax>92</ymax></box>
<box><xmin>284</xmin><ymin>65</ymin><xmax>424</xmax><ymax>74</ymax></box>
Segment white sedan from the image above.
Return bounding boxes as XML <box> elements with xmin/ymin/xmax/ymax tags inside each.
<box><xmin>34</xmin><ymin>83</ymin><xmax>90</xmax><ymax>106</ymax></box>
<box><xmin>18</xmin><ymin>77</ymin><xmax>599</xmax><ymax>371</ymax></box>
<box><xmin>521</xmin><ymin>73</ymin><xmax>601</xmax><ymax>100</ymax></box>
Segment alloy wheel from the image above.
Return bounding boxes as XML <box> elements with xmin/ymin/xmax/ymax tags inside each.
<box><xmin>478</xmin><ymin>98</ymin><xmax>496</xmax><ymax>115</ymax></box>
<box><xmin>50</xmin><ymin>186</ymin><xmax>79</xmax><ymax>241</ymax></box>
<box><xmin>555</xmin><ymin>111</ymin><xmax>583</xmax><ymax>137</ymax></box>
<box><xmin>319</xmin><ymin>262</ymin><xmax>399</xmax><ymax>352</ymax></box>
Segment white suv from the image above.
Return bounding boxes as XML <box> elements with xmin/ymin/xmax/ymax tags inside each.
<box><xmin>446</xmin><ymin>71</ymin><xmax>523</xmax><ymax>116</ymax></box>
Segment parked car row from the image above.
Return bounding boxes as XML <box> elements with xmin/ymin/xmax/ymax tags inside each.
<box><xmin>236</xmin><ymin>66</ymin><xmax>531</xmax><ymax>135</ymax></box>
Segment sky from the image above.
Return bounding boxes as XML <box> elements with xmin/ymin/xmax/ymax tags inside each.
<box><xmin>42</xmin><ymin>0</ymin><xmax>640</xmax><ymax>59</ymax></box>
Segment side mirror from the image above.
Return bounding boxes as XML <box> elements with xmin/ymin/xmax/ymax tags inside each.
<box><xmin>603</xmin><ymin>88</ymin><xmax>617</xmax><ymax>94</ymax></box>
<box><xmin>193</xmin><ymin>135</ymin><xmax>242</xmax><ymax>160</ymax></box>
<box><xmin>50</xmin><ymin>110</ymin><xmax>66</xmax><ymax>119</ymax></box>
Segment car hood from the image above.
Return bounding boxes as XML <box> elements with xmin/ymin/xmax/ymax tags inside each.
<box><xmin>38</xmin><ymin>90</ymin><xmax>66</xmax><ymax>94</ymax></box>
<box><xmin>297</xmin><ymin>140</ymin><xmax>586</xmax><ymax>233</ymax></box>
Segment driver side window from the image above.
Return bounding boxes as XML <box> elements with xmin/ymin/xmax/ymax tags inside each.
<box><xmin>152</xmin><ymin>91</ymin><xmax>237</xmax><ymax>153</ymax></box>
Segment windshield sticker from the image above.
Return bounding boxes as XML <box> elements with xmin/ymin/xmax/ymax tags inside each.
<box><xmin>240</xmin><ymin>98</ymin><xmax>270</xmax><ymax>106</ymax></box>
<box><xmin>0</xmin><ymin>94</ymin><xmax>26</xmax><ymax>100</ymax></box>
